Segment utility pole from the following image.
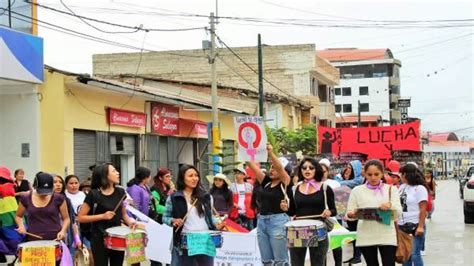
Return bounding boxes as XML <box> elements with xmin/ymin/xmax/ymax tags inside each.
<box><xmin>357</xmin><ymin>100</ymin><xmax>361</xmax><ymax>127</ymax></box>
<box><xmin>258</xmin><ymin>34</ymin><xmax>264</xmax><ymax>117</ymax></box>
<box><xmin>8</xmin><ymin>0</ymin><xmax>12</xmax><ymax>28</ymax></box>
<box><xmin>209</xmin><ymin>12</ymin><xmax>221</xmax><ymax>174</ymax></box>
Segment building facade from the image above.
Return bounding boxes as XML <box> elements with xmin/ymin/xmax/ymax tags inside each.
<box><xmin>93</xmin><ymin>44</ymin><xmax>339</xmax><ymax>129</ymax></box>
<box><xmin>318</xmin><ymin>48</ymin><xmax>402</xmax><ymax>126</ymax></box>
<box><xmin>0</xmin><ymin>26</ymin><xmax>43</xmax><ymax>177</ymax></box>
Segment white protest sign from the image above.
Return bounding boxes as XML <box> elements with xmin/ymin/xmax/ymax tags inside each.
<box><xmin>234</xmin><ymin>116</ymin><xmax>268</xmax><ymax>162</ymax></box>
<box><xmin>215</xmin><ymin>231</ymin><xmax>261</xmax><ymax>266</ymax></box>
<box><xmin>127</xmin><ymin>205</ymin><xmax>173</xmax><ymax>264</ymax></box>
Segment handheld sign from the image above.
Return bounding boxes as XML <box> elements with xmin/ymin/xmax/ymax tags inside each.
<box><xmin>234</xmin><ymin>116</ymin><xmax>268</xmax><ymax>162</ymax></box>
<box><xmin>357</xmin><ymin>208</ymin><xmax>393</xmax><ymax>225</ymax></box>
<box><xmin>187</xmin><ymin>232</ymin><xmax>216</xmax><ymax>257</ymax></box>
<box><xmin>22</xmin><ymin>246</ymin><xmax>56</xmax><ymax>266</ymax></box>
<box><xmin>125</xmin><ymin>232</ymin><xmax>147</xmax><ymax>264</ymax></box>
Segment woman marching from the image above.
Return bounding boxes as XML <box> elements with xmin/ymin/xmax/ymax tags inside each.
<box><xmin>424</xmin><ymin>169</ymin><xmax>436</xmax><ymax>219</ymax></box>
<box><xmin>126</xmin><ymin>166</ymin><xmax>152</xmax><ymax>216</ymax></box>
<box><xmin>77</xmin><ymin>163</ymin><xmax>142</xmax><ymax>266</ymax></box>
<box><xmin>163</xmin><ymin>164</ymin><xmax>225</xmax><ymax>266</ymax></box>
<box><xmin>150</xmin><ymin>167</ymin><xmax>175</xmax><ymax>225</ymax></box>
<box><xmin>398</xmin><ymin>164</ymin><xmax>428</xmax><ymax>266</ymax></box>
<box><xmin>347</xmin><ymin>160</ymin><xmax>402</xmax><ymax>266</ymax></box>
<box><xmin>210</xmin><ymin>173</ymin><xmax>234</xmax><ymax>216</ymax></box>
<box><xmin>247</xmin><ymin>144</ymin><xmax>293</xmax><ymax>266</ymax></box>
<box><xmin>289</xmin><ymin>157</ymin><xmax>337</xmax><ymax>265</ymax></box>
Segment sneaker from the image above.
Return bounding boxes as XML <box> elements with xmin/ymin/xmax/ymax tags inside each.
<box><xmin>421</xmin><ymin>250</ymin><xmax>426</xmax><ymax>256</ymax></box>
<box><xmin>343</xmin><ymin>257</ymin><xmax>362</xmax><ymax>265</ymax></box>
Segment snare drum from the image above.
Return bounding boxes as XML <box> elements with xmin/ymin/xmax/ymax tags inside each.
<box><xmin>285</xmin><ymin>220</ymin><xmax>327</xmax><ymax>248</ymax></box>
<box><xmin>180</xmin><ymin>231</ymin><xmax>223</xmax><ymax>249</ymax></box>
<box><xmin>104</xmin><ymin>226</ymin><xmax>147</xmax><ymax>251</ymax></box>
<box><xmin>17</xmin><ymin>240</ymin><xmax>62</xmax><ymax>262</ymax></box>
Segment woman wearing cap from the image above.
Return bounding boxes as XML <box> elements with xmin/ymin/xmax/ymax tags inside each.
<box><xmin>77</xmin><ymin>163</ymin><xmax>142</xmax><ymax>266</ymax></box>
<box><xmin>247</xmin><ymin>144</ymin><xmax>293</xmax><ymax>266</ymax></box>
<box><xmin>230</xmin><ymin>166</ymin><xmax>255</xmax><ymax>230</ymax></box>
<box><xmin>210</xmin><ymin>173</ymin><xmax>233</xmax><ymax>217</ymax></box>
<box><xmin>15</xmin><ymin>172</ymin><xmax>71</xmax><ymax>243</ymax></box>
<box><xmin>163</xmin><ymin>164</ymin><xmax>225</xmax><ymax>265</ymax></box>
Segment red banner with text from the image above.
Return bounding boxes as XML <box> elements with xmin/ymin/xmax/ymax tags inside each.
<box><xmin>151</xmin><ymin>103</ymin><xmax>179</xmax><ymax>135</ymax></box>
<box><xmin>318</xmin><ymin>121</ymin><xmax>421</xmax><ymax>162</ymax></box>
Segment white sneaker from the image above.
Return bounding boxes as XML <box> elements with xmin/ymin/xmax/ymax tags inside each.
<box><xmin>421</xmin><ymin>250</ymin><xmax>426</xmax><ymax>256</ymax></box>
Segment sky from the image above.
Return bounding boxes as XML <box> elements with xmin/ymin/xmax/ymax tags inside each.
<box><xmin>9</xmin><ymin>0</ymin><xmax>474</xmax><ymax>138</ymax></box>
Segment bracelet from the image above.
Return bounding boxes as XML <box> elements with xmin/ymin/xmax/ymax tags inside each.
<box><xmin>73</xmin><ymin>234</ymin><xmax>81</xmax><ymax>246</ymax></box>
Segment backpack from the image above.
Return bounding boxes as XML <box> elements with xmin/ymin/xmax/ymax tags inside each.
<box><xmin>79</xmin><ymin>189</ymin><xmax>101</xmax><ymax>241</ymax></box>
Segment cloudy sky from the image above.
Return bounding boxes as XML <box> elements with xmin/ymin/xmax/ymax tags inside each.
<box><xmin>11</xmin><ymin>0</ymin><xmax>474</xmax><ymax>138</ymax></box>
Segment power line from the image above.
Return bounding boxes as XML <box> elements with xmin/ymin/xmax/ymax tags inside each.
<box><xmin>1</xmin><ymin>9</ymin><xmax>207</xmax><ymax>59</ymax></box>
<box><xmin>27</xmin><ymin>0</ymin><xmax>207</xmax><ymax>33</ymax></box>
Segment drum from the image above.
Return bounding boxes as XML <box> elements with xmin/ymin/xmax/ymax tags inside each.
<box><xmin>17</xmin><ymin>240</ymin><xmax>62</xmax><ymax>262</ymax></box>
<box><xmin>74</xmin><ymin>247</ymin><xmax>92</xmax><ymax>266</ymax></box>
<box><xmin>180</xmin><ymin>231</ymin><xmax>223</xmax><ymax>249</ymax></box>
<box><xmin>104</xmin><ymin>226</ymin><xmax>147</xmax><ymax>251</ymax></box>
<box><xmin>285</xmin><ymin>220</ymin><xmax>327</xmax><ymax>248</ymax></box>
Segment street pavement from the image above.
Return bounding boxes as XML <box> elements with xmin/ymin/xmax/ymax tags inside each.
<box><xmin>421</xmin><ymin>179</ymin><xmax>474</xmax><ymax>265</ymax></box>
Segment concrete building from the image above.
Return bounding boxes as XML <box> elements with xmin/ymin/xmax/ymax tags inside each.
<box><xmin>318</xmin><ymin>48</ymin><xmax>402</xmax><ymax>126</ymax></box>
<box><xmin>423</xmin><ymin>132</ymin><xmax>473</xmax><ymax>177</ymax></box>
<box><xmin>93</xmin><ymin>44</ymin><xmax>339</xmax><ymax>129</ymax></box>
<box><xmin>0</xmin><ymin>26</ymin><xmax>43</xmax><ymax>177</ymax></box>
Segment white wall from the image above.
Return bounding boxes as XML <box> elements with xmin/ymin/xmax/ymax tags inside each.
<box><xmin>334</xmin><ymin>77</ymin><xmax>390</xmax><ymax>122</ymax></box>
<box><xmin>266</xmin><ymin>103</ymin><xmax>283</xmax><ymax>129</ymax></box>
<box><xmin>0</xmin><ymin>84</ymin><xmax>40</xmax><ymax>181</ymax></box>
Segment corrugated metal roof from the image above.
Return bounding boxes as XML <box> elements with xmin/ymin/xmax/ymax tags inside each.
<box><xmin>317</xmin><ymin>48</ymin><xmax>390</xmax><ymax>62</ymax></box>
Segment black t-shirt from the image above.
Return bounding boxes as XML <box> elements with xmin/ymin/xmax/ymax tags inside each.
<box><xmin>259</xmin><ymin>175</ymin><xmax>293</xmax><ymax>215</ymax></box>
<box><xmin>84</xmin><ymin>186</ymin><xmax>125</xmax><ymax>235</ymax></box>
<box><xmin>293</xmin><ymin>184</ymin><xmax>337</xmax><ymax>218</ymax></box>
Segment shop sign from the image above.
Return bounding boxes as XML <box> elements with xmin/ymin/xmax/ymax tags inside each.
<box><xmin>108</xmin><ymin>108</ymin><xmax>146</xmax><ymax>128</ymax></box>
<box><xmin>151</xmin><ymin>103</ymin><xmax>179</xmax><ymax>135</ymax></box>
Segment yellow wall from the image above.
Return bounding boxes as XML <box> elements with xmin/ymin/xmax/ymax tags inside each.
<box><xmin>39</xmin><ymin>71</ymin><xmax>146</xmax><ymax>175</ymax></box>
<box><xmin>38</xmin><ymin>71</ymin><xmax>66</xmax><ymax>174</ymax></box>
<box><xmin>197</xmin><ymin>112</ymin><xmax>237</xmax><ymax>141</ymax></box>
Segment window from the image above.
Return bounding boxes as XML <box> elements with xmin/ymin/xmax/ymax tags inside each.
<box><xmin>342</xmin><ymin>87</ymin><xmax>351</xmax><ymax>96</ymax></box>
<box><xmin>335</xmin><ymin>104</ymin><xmax>341</xmax><ymax>113</ymax></box>
<box><xmin>360</xmin><ymin>103</ymin><xmax>369</xmax><ymax>112</ymax></box>
<box><xmin>335</xmin><ymin>87</ymin><xmax>341</xmax><ymax>95</ymax></box>
<box><xmin>343</xmin><ymin>104</ymin><xmax>352</xmax><ymax>113</ymax></box>
<box><xmin>318</xmin><ymin>85</ymin><xmax>328</xmax><ymax>102</ymax></box>
<box><xmin>359</xmin><ymin>86</ymin><xmax>369</xmax><ymax>95</ymax></box>
<box><xmin>310</xmin><ymin>78</ymin><xmax>317</xmax><ymax>96</ymax></box>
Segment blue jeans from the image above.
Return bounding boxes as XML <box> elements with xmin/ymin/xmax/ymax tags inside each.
<box><xmin>257</xmin><ymin>213</ymin><xmax>290</xmax><ymax>266</ymax></box>
<box><xmin>403</xmin><ymin>233</ymin><xmax>424</xmax><ymax>266</ymax></box>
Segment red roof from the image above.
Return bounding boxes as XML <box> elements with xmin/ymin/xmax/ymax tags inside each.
<box><xmin>317</xmin><ymin>48</ymin><xmax>390</xmax><ymax>62</ymax></box>
<box><xmin>336</xmin><ymin>115</ymin><xmax>382</xmax><ymax>123</ymax></box>
<box><xmin>424</xmin><ymin>132</ymin><xmax>459</xmax><ymax>142</ymax></box>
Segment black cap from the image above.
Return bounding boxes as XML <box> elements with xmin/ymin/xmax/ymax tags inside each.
<box><xmin>35</xmin><ymin>172</ymin><xmax>54</xmax><ymax>195</ymax></box>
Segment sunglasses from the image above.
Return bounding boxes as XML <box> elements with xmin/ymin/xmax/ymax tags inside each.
<box><xmin>301</xmin><ymin>166</ymin><xmax>315</xmax><ymax>171</ymax></box>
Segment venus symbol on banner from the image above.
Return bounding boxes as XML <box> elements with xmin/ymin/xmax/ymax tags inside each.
<box><xmin>238</xmin><ymin>122</ymin><xmax>262</xmax><ymax>162</ymax></box>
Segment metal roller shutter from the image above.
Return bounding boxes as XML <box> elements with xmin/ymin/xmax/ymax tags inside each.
<box><xmin>74</xmin><ymin>130</ymin><xmax>96</xmax><ymax>181</ymax></box>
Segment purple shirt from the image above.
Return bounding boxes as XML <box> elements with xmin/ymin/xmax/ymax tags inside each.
<box><xmin>20</xmin><ymin>193</ymin><xmax>65</xmax><ymax>241</ymax></box>
<box><xmin>127</xmin><ymin>184</ymin><xmax>151</xmax><ymax>215</ymax></box>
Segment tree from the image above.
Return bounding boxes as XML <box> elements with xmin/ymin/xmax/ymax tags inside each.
<box><xmin>270</xmin><ymin>125</ymin><xmax>317</xmax><ymax>156</ymax></box>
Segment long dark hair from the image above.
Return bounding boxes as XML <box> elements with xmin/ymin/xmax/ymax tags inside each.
<box><xmin>127</xmin><ymin>166</ymin><xmax>151</xmax><ymax>187</ymax></box>
<box><xmin>364</xmin><ymin>160</ymin><xmax>384</xmax><ymax>173</ymax></box>
<box><xmin>400</xmin><ymin>164</ymin><xmax>426</xmax><ymax>186</ymax></box>
<box><xmin>91</xmin><ymin>163</ymin><xmax>115</xmax><ymax>190</ymax></box>
<box><xmin>154</xmin><ymin>167</ymin><xmax>171</xmax><ymax>193</ymax></box>
<box><xmin>210</xmin><ymin>181</ymin><xmax>231</xmax><ymax>202</ymax></box>
<box><xmin>54</xmin><ymin>174</ymin><xmax>66</xmax><ymax>194</ymax></box>
<box><xmin>297</xmin><ymin>157</ymin><xmax>324</xmax><ymax>182</ymax></box>
<box><xmin>177</xmin><ymin>164</ymin><xmax>207</xmax><ymax>216</ymax></box>
<box><xmin>65</xmin><ymin>174</ymin><xmax>80</xmax><ymax>186</ymax></box>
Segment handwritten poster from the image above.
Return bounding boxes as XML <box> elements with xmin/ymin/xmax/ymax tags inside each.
<box><xmin>21</xmin><ymin>246</ymin><xmax>55</xmax><ymax>266</ymax></box>
<box><xmin>187</xmin><ymin>232</ymin><xmax>216</xmax><ymax>257</ymax></box>
<box><xmin>125</xmin><ymin>233</ymin><xmax>147</xmax><ymax>264</ymax></box>
<box><xmin>234</xmin><ymin>116</ymin><xmax>268</xmax><ymax>162</ymax></box>
<box><xmin>318</xmin><ymin>121</ymin><xmax>421</xmax><ymax>164</ymax></box>
<box><xmin>357</xmin><ymin>208</ymin><xmax>393</xmax><ymax>225</ymax></box>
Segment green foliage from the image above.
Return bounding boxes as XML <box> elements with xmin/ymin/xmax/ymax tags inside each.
<box><xmin>265</xmin><ymin>124</ymin><xmax>279</xmax><ymax>154</ymax></box>
<box><xmin>270</xmin><ymin>125</ymin><xmax>317</xmax><ymax>156</ymax></box>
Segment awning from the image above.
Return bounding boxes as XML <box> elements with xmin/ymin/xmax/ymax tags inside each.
<box><xmin>179</xmin><ymin>119</ymin><xmax>209</xmax><ymax>139</ymax></box>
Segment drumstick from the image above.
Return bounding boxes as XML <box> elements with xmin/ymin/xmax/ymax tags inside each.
<box><xmin>25</xmin><ymin>232</ymin><xmax>43</xmax><ymax>240</ymax></box>
<box><xmin>295</xmin><ymin>214</ymin><xmax>323</xmax><ymax>220</ymax></box>
<box><xmin>112</xmin><ymin>194</ymin><xmax>128</xmax><ymax>213</ymax></box>
<box><xmin>175</xmin><ymin>198</ymin><xmax>198</xmax><ymax>233</ymax></box>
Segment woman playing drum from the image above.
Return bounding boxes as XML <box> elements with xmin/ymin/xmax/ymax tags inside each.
<box><xmin>163</xmin><ymin>164</ymin><xmax>225</xmax><ymax>266</ymax></box>
<box><xmin>289</xmin><ymin>157</ymin><xmax>337</xmax><ymax>266</ymax></box>
<box><xmin>77</xmin><ymin>163</ymin><xmax>142</xmax><ymax>266</ymax></box>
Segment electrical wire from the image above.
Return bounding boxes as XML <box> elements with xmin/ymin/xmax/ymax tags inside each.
<box><xmin>0</xmin><ymin>0</ymin><xmax>15</xmax><ymax>16</ymax></box>
<box><xmin>27</xmin><ymin>0</ymin><xmax>207</xmax><ymax>33</ymax></box>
